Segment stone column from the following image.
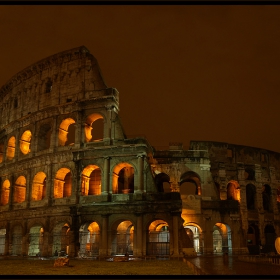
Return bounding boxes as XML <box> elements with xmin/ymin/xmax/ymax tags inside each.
<box><xmin>4</xmin><ymin>223</ymin><xmax>10</xmax><ymax>256</ymax></box>
<box><xmin>22</xmin><ymin>233</ymin><xmax>29</xmax><ymax>257</ymax></box>
<box><xmin>172</xmin><ymin>213</ymin><xmax>180</xmax><ymax>257</ymax></box>
<box><xmin>202</xmin><ymin>217</ymin><xmax>213</xmax><ymax>254</ymax></box>
<box><xmin>104</xmin><ymin>105</ymin><xmax>113</xmax><ymax>143</ymax></box>
<box><xmin>134</xmin><ymin>155</ymin><xmax>144</xmax><ymax>198</ymax></box>
<box><xmin>102</xmin><ymin>157</ymin><xmax>110</xmax><ymax>201</ymax></box>
<box><xmin>68</xmin><ymin>230</ymin><xmax>76</xmax><ymax>257</ymax></box>
<box><xmin>100</xmin><ymin>215</ymin><xmax>109</xmax><ymax>257</ymax></box>
<box><xmin>42</xmin><ymin>232</ymin><xmax>50</xmax><ymax>257</ymax></box>
<box><xmin>135</xmin><ymin>213</ymin><xmax>143</xmax><ymax>257</ymax></box>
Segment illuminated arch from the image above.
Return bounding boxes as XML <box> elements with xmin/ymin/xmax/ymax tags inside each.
<box><xmin>13</xmin><ymin>176</ymin><xmax>26</xmax><ymax>203</ymax></box>
<box><xmin>58</xmin><ymin>118</ymin><xmax>76</xmax><ymax>146</ymax></box>
<box><xmin>6</xmin><ymin>136</ymin><xmax>16</xmax><ymax>160</ymax></box>
<box><xmin>54</xmin><ymin>168</ymin><xmax>72</xmax><ymax>198</ymax></box>
<box><xmin>226</xmin><ymin>180</ymin><xmax>240</xmax><ymax>201</ymax></box>
<box><xmin>79</xmin><ymin>222</ymin><xmax>101</xmax><ymax>257</ymax></box>
<box><xmin>1</xmin><ymin>180</ymin><xmax>10</xmax><ymax>206</ymax></box>
<box><xmin>81</xmin><ymin>165</ymin><xmax>101</xmax><ymax>196</ymax></box>
<box><xmin>111</xmin><ymin>220</ymin><xmax>134</xmax><ymax>256</ymax></box>
<box><xmin>31</xmin><ymin>172</ymin><xmax>47</xmax><ymax>201</ymax></box>
<box><xmin>20</xmin><ymin>130</ymin><xmax>32</xmax><ymax>155</ymax></box>
<box><xmin>147</xmin><ymin>219</ymin><xmax>170</xmax><ymax>256</ymax></box>
<box><xmin>28</xmin><ymin>225</ymin><xmax>44</xmax><ymax>256</ymax></box>
<box><xmin>183</xmin><ymin>222</ymin><xmax>203</xmax><ymax>253</ymax></box>
<box><xmin>213</xmin><ymin>223</ymin><xmax>232</xmax><ymax>254</ymax></box>
<box><xmin>84</xmin><ymin>113</ymin><xmax>104</xmax><ymax>142</ymax></box>
<box><xmin>52</xmin><ymin>222</ymin><xmax>71</xmax><ymax>256</ymax></box>
<box><xmin>112</xmin><ymin>163</ymin><xmax>135</xmax><ymax>194</ymax></box>
<box><xmin>180</xmin><ymin>171</ymin><xmax>201</xmax><ymax>196</ymax></box>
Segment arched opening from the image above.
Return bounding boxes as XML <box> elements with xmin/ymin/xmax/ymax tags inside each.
<box><xmin>112</xmin><ymin>163</ymin><xmax>134</xmax><ymax>194</ymax></box>
<box><xmin>84</xmin><ymin>113</ymin><xmax>104</xmax><ymax>143</ymax></box>
<box><xmin>155</xmin><ymin>173</ymin><xmax>170</xmax><ymax>192</ymax></box>
<box><xmin>184</xmin><ymin>223</ymin><xmax>203</xmax><ymax>253</ymax></box>
<box><xmin>54</xmin><ymin>168</ymin><xmax>72</xmax><ymax>198</ymax></box>
<box><xmin>31</xmin><ymin>172</ymin><xmax>47</xmax><ymax>201</ymax></box>
<box><xmin>147</xmin><ymin>220</ymin><xmax>170</xmax><ymax>256</ymax></box>
<box><xmin>20</xmin><ymin>130</ymin><xmax>32</xmax><ymax>155</ymax></box>
<box><xmin>13</xmin><ymin>176</ymin><xmax>26</xmax><ymax>203</ymax></box>
<box><xmin>37</xmin><ymin>123</ymin><xmax>52</xmax><ymax>152</ymax></box>
<box><xmin>247</xmin><ymin>224</ymin><xmax>260</xmax><ymax>255</ymax></box>
<box><xmin>264</xmin><ymin>225</ymin><xmax>276</xmax><ymax>254</ymax></box>
<box><xmin>6</xmin><ymin>136</ymin><xmax>16</xmax><ymax>160</ymax></box>
<box><xmin>213</xmin><ymin>223</ymin><xmax>232</xmax><ymax>254</ymax></box>
<box><xmin>58</xmin><ymin>118</ymin><xmax>76</xmax><ymax>146</ymax></box>
<box><xmin>246</xmin><ymin>184</ymin><xmax>256</xmax><ymax>210</ymax></box>
<box><xmin>52</xmin><ymin>223</ymin><xmax>70</xmax><ymax>256</ymax></box>
<box><xmin>244</xmin><ymin>167</ymin><xmax>255</xmax><ymax>180</ymax></box>
<box><xmin>79</xmin><ymin>222</ymin><xmax>100</xmax><ymax>257</ymax></box>
<box><xmin>12</xmin><ymin>225</ymin><xmax>22</xmax><ymax>256</ymax></box>
<box><xmin>262</xmin><ymin>184</ymin><xmax>271</xmax><ymax>211</ymax></box>
<box><xmin>81</xmin><ymin>165</ymin><xmax>101</xmax><ymax>196</ymax></box>
<box><xmin>180</xmin><ymin>171</ymin><xmax>201</xmax><ymax>196</ymax></box>
<box><xmin>226</xmin><ymin>180</ymin><xmax>240</xmax><ymax>201</ymax></box>
<box><xmin>111</xmin><ymin>220</ymin><xmax>134</xmax><ymax>256</ymax></box>
<box><xmin>28</xmin><ymin>226</ymin><xmax>44</xmax><ymax>256</ymax></box>
<box><xmin>0</xmin><ymin>142</ymin><xmax>4</xmax><ymax>163</ymax></box>
<box><xmin>0</xmin><ymin>229</ymin><xmax>6</xmax><ymax>255</ymax></box>
<box><xmin>1</xmin><ymin>180</ymin><xmax>10</xmax><ymax>206</ymax></box>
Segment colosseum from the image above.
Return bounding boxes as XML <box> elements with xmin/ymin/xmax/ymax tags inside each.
<box><xmin>0</xmin><ymin>46</ymin><xmax>279</xmax><ymax>259</ymax></box>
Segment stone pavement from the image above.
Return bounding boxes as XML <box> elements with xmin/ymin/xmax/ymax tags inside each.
<box><xmin>186</xmin><ymin>254</ymin><xmax>280</xmax><ymax>275</ymax></box>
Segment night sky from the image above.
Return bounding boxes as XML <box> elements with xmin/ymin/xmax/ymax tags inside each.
<box><xmin>1</xmin><ymin>4</ymin><xmax>280</xmax><ymax>152</ymax></box>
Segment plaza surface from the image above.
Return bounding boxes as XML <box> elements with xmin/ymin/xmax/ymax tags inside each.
<box><xmin>186</xmin><ymin>254</ymin><xmax>280</xmax><ymax>275</ymax></box>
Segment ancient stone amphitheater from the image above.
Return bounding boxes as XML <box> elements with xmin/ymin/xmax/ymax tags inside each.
<box><xmin>0</xmin><ymin>46</ymin><xmax>279</xmax><ymax>259</ymax></box>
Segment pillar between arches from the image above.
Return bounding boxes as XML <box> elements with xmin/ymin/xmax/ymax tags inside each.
<box><xmin>134</xmin><ymin>213</ymin><xmax>143</xmax><ymax>257</ymax></box>
<box><xmin>101</xmin><ymin>157</ymin><xmax>110</xmax><ymax>202</ymax></box>
<box><xmin>100</xmin><ymin>214</ymin><xmax>109</xmax><ymax>257</ymax></box>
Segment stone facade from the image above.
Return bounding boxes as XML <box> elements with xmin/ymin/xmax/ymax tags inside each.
<box><xmin>0</xmin><ymin>46</ymin><xmax>278</xmax><ymax>258</ymax></box>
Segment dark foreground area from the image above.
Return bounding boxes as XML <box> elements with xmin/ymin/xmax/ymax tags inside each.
<box><xmin>0</xmin><ymin>257</ymin><xmax>194</xmax><ymax>275</ymax></box>
<box><xmin>187</xmin><ymin>254</ymin><xmax>280</xmax><ymax>275</ymax></box>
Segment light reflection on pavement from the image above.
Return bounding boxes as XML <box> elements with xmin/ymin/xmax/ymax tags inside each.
<box><xmin>187</xmin><ymin>255</ymin><xmax>280</xmax><ymax>275</ymax></box>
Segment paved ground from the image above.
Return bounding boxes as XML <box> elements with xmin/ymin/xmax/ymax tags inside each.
<box><xmin>187</xmin><ymin>254</ymin><xmax>280</xmax><ymax>275</ymax></box>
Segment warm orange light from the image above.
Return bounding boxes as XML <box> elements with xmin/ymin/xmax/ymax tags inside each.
<box><xmin>14</xmin><ymin>176</ymin><xmax>26</xmax><ymax>203</ymax></box>
<box><xmin>59</xmin><ymin>118</ymin><xmax>76</xmax><ymax>146</ymax></box>
<box><xmin>6</xmin><ymin>136</ymin><xmax>16</xmax><ymax>160</ymax></box>
<box><xmin>31</xmin><ymin>172</ymin><xmax>47</xmax><ymax>201</ymax></box>
<box><xmin>20</xmin><ymin>130</ymin><xmax>32</xmax><ymax>155</ymax></box>
<box><xmin>84</xmin><ymin>113</ymin><xmax>103</xmax><ymax>142</ymax></box>
<box><xmin>1</xmin><ymin>180</ymin><xmax>10</xmax><ymax>205</ymax></box>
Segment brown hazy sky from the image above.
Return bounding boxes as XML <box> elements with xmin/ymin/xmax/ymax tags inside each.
<box><xmin>1</xmin><ymin>4</ymin><xmax>280</xmax><ymax>152</ymax></box>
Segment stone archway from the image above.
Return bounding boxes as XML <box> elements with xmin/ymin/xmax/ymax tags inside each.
<box><xmin>79</xmin><ymin>222</ymin><xmax>100</xmax><ymax>257</ymax></box>
<box><xmin>213</xmin><ymin>223</ymin><xmax>232</xmax><ymax>254</ymax></box>
<box><xmin>147</xmin><ymin>220</ymin><xmax>170</xmax><ymax>256</ymax></box>
<box><xmin>264</xmin><ymin>224</ymin><xmax>276</xmax><ymax>254</ymax></box>
<box><xmin>52</xmin><ymin>223</ymin><xmax>70</xmax><ymax>256</ymax></box>
<box><xmin>184</xmin><ymin>223</ymin><xmax>203</xmax><ymax>253</ymax></box>
<box><xmin>11</xmin><ymin>225</ymin><xmax>22</xmax><ymax>256</ymax></box>
<box><xmin>111</xmin><ymin>220</ymin><xmax>134</xmax><ymax>256</ymax></box>
<box><xmin>28</xmin><ymin>225</ymin><xmax>44</xmax><ymax>256</ymax></box>
<box><xmin>247</xmin><ymin>224</ymin><xmax>260</xmax><ymax>255</ymax></box>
